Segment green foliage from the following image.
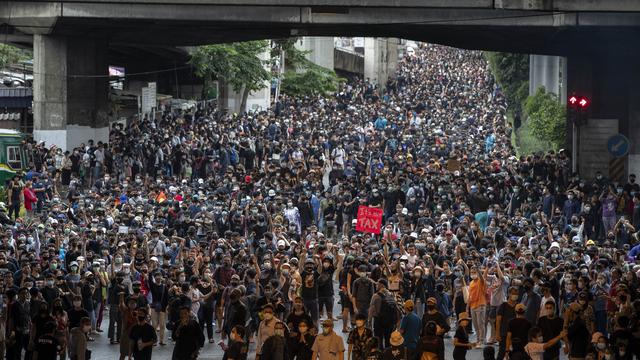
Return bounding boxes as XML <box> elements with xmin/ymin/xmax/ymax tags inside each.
<box><xmin>190</xmin><ymin>40</ymin><xmax>271</xmax><ymax>95</ymax></box>
<box><xmin>524</xmin><ymin>87</ymin><xmax>566</xmax><ymax>151</ymax></box>
<box><xmin>0</xmin><ymin>44</ymin><xmax>30</xmax><ymax>69</ymax></box>
<box><xmin>271</xmin><ymin>38</ymin><xmax>310</xmax><ymax>70</ymax></box>
<box><xmin>484</xmin><ymin>52</ymin><xmax>529</xmax><ymax>112</ymax></box>
<box><xmin>281</xmin><ymin>65</ymin><xmax>341</xmax><ymax>97</ymax></box>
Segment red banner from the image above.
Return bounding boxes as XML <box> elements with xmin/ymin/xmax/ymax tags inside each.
<box><xmin>355</xmin><ymin>205</ymin><xmax>383</xmax><ymax>234</ymax></box>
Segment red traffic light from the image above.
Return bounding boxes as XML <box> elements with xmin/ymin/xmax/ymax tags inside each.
<box><xmin>569</xmin><ymin>95</ymin><xmax>578</xmax><ymax>105</ymax></box>
<box><xmin>578</xmin><ymin>97</ymin><xmax>589</xmax><ymax>108</ymax></box>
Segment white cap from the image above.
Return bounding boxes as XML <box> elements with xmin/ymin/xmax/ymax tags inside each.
<box><xmin>277</xmin><ymin>240</ymin><xmax>286</xmax><ymax>247</ymax></box>
<box><xmin>150</xmin><ymin>256</ymin><xmax>159</xmax><ymax>262</ymax></box>
<box><xmin>268</xmin><ymin>189</ymin><xmax>276</xmax><ymax>197</ymax></box>
<box><xmin>402</xmin><ymin>208</ymin><xmax>409</xmax><ymax>215</ymax></box>
<box><xmin>410</xmin><ymin>232</ymin><xmax>418</xmax><ymax>239</ymax></box>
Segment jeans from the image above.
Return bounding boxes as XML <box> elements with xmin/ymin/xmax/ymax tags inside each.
<box><xmin>108</xmin><ymin>305</ymin><xmax>121</xmax><ymax>341</ymax></box>
<box><xmin>471</xmin><ymin>304</ymin><xmax>487</xmax><ymax>344</ymax></box>
<box><xmin>199</xmin><ymin>304</ymin><xmax>214</xmax><ymax>340</ymax></box>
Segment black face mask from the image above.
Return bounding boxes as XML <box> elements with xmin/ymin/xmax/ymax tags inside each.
<box><xmin>138</xmin><ymin>316</ymin><xmax>146</xmax><ymax>322</ymax></box>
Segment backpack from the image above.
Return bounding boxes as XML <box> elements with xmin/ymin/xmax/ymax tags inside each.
<box><xmin>376</xmin><ymin>293</ymin><xmax>399</xmax><ymax>326</ymax></box>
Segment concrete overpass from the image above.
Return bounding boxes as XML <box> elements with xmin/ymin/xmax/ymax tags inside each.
<box><xmin>2</xmin><ymin>0</ymin><xmax>640</xmax><ymax>178</ymax></box>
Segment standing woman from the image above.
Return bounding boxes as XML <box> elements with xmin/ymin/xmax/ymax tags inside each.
<box><xmin>23</xmin><ymin>180</ymin><xmax>38</xmax><ymax>218</ymax></box>
<box><xmin>453</xmin><ymin>312</ymin><xmax>476</xmax><ymax>360</ymax></box>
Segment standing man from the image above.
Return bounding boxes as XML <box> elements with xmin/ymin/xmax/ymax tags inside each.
<box><xmin>369</xmin><ymin>279</ymin><xmax>398</xmax><ymax>349</ymax></box>
<box><xmin>496</xmin><ymin>286</ymin><xmax>519</xmax><ymax>360</ymax></box>
<box><xmin>536</xmin><ymin>300</ymin><xmax>564</xmax><ymax>360</ymax></box>
<box><xmin>128</xmin><ymin>308</ymin><xmax>157</xmax><ymax>360</ymax></box>
<box><xmin>172</xmin><ymin>306</ymin><xmax>204</xmax><ymax>360</ymax></box>
<box><xmin>311</xmin><ymin>319</ymin><xmax>345</xmax><ymax>360</ymax></box>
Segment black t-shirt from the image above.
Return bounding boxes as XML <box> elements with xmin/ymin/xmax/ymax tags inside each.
<box><xmin>129</xmin><ymin>323</ymin><xmax>157</xmax><ymax>359</ymax></box>
<box><xmin>507</xmin><ymin>317</ymin><xmax>532</xmax><ymax>351</ymax></box>
<box><xmin>35</xmin><ymin>334</ymin><xmax>61</xmax><ymax>360</ymax></box>
<box><xmin>537</xmin><ymin>316</ymin><xmax>563</xmax><ymax>354</ymax></box>
<box><xmin>223</xmin><ymin>340</ymin><xmax>248</xmax><ymax>360</ymax></box>
<box><xmin>67</xmin><ymin>308</ymin><xmax>89</xmax><ymax>329</ymax></box>
<box><xmin>300</xmin><ymin>269</ymin><xmax>319</xmax><ymax>300</ymax></box>
<box><xmin>453</xmin><ymin>327</ymin><xmax>469</xmax><ymax>359</ymax></box>
<box><xmin>317</xmin><ymin>266</ymin><xmax>335</xmax><ymax>297</ymax></box>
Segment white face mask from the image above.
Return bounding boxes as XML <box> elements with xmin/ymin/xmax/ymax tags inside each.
<box><xmin>82</xmin><ymin>325</ymin><xmax>91</xmax><ymax>333</ymax></box>
<box><xmin>73</xmin><ymin>301</ymin><xmax>82</xmax><ymax>307</ymax></box>
<box><xmin>510</xmin><ymin>294</ymin><xmax>519</xmax><ymax>301</ymax></box>
<box><xmin>470</xmin><ymin>273</ymin><xmax>478</xmax><ymax>280</ymax></box>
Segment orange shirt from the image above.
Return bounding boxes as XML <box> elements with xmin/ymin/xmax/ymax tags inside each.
<box><xmin>468</xmin><ymin>277</ymin><xmax>487</xmax><ymax>309</ymax></box>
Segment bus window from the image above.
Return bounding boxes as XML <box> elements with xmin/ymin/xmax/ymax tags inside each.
<box><xmin>7</xmin><ymin>146</ymin><xmax>22</xmax><ymax>170</ymax></box>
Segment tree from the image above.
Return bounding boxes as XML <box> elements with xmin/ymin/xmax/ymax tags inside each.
<box><xmin>0</xmin><ymin>44</ymin><xmax>30</xmax><ymax>70</ymax></box>
<box><xmin>281</xmin><ymin>64</ymin><xmax>341</xmax><ymax>97</ymax></box>
<box><xmin>190</xmin><ymin>40</ymin><xmax>270</xmax><ymax>112</ymax></box>
<box><xmin>271</xmin><ymin>38</ymin><xmax>343</xmax><ymax>97</ymax></box>
<box><xmin>524</xmin><ymin>87</ymin><xmax>566</xmax><ymax>150</ymax></box>
<box><xmin>485</xmin><ymin>52</ymin><xmax>529</xmax><ymax>112</ymax></box>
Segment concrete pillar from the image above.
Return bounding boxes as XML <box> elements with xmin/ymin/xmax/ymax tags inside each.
<box><xmin>364</xmin><ymin>38</ymin><xmax>399</xmax><ymax>89</ymax></box>
<box><xmin>297</xmin><ymin>37</ymin><xmax>335</xmax><ymax>70</ymax></box>
<box><xmin>33</xmin><ymin>35</ymin><xmax>109</xmax><ymax>151</ymax></box>
<box><xmin>529</xmin><ymin>55</ymin><xmax>561</xmax><ymax>95</ymax></box>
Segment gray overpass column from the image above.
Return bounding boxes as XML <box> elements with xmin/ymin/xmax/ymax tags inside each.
<box><xmin>364</xmin><ymin>38</ymin><xmax>399</xmax><ymax>88</ymax></box>
<box><xmin>33</xmin><ymin>35</ymin><xmax>109</xmax><ymax>151</ymax></box>
<box><xmin>529</xmin><ymin>55</ymin><xmax>561</xmax><ymax>95</ymax></box>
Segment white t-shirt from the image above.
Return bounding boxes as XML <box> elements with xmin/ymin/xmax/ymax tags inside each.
<box><xmin>188</xmin><ymin>288</ymin><xmax>203</xmax><ymax>316</ymax></box>
<box><xmin>524</xmin><ymin>342</ymin><xmax>545</xmax><ymax>360</ymax></box>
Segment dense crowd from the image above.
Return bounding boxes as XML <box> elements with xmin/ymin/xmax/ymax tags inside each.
<box><xmin>1</xmin><ymin>42</ymin><xmax>640</xmax><ymax>360</ymax></box>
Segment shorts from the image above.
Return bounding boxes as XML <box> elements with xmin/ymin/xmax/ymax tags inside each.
<box><xmin>488</xmin><ymin>305</ymin><xmax>498</xmax><ymax>321</ymax></box>
<box><xmin>339</xmin><ymin>291</ymin><xmax>352</xmax><ymax>310</ymax></box>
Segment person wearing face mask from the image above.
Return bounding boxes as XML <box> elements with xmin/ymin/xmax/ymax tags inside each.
<box><xmin>222</xmin><ymin>289</ymin><xmax>248</xmax><ymax>343</ymax></box>
<box><xmin>496</xmin><ymin>287</ymin><xmax>519</xmax><ymax>360</ymax></box>
<box><xmin>260</xmin><ymin>321</ymin><xmax>289</xmax><ymax>360</ymax></box>
<box><xmin>197</xmin><ymin>269</ymin><xmax>217</xmax><ymax>344</ymax></box>
<box><xmin>256</xmin><ymin>304</ymin><xmax>282</xmax><ymax>360</ymax></box>
<box><xmin>311</xmin><ymin>319</ymin><xmax>344</xmax><ymax>360</ymax></box>
<box><xmin>286</xmin><ymin>296</ymin><xmax>314</xmax><ymax>342</ymax></box>
<box><xmin>347</xmin><ymin>313</ymin><xmax>373</xmax><ymax>360</ymax></box>
<box><xmin>565</xmin><ymin>302</ymin><xmax>590</xmax><ymax>360</ymax></box>
<box><xmin>69</xmin><ymin>317</ymin><xmax>92</xmax><ymax>360</ymax></box>
<box><xmin>422</xmin><ymin>297</ymin><xmax>450</xmax><ymax>338</ymax></box>
<box><xmin>590</xmin><ymin>274</ymin><xmax>609</xmax><ymax>336</ymax></box>
<box><xmin>108</xmin><ymin>272</ymin><xmax>127</xmax><ymax>345</ymax></box>
<box><xmin>537</xmin><ymin>301</ymin><xmax>564</xmax><ymax>360</ymax></box>
<box><xmin>128</xmin><ymin>309</ymin><xmax>157</xmax><ymax>360</ymax></box>
<box><xmin>523</xmin><ymin>327</ymin><xmax>567</xmax><ymax>360</ymax></box>
<box><xmin>222</xmin><ymin>325</ymin><xmax>248</xmax><ymax>360</ymax></box>
<box><xmin>467</xmin><ymin>266</ymin><xmax>488</xmax><ymax>345</ymax></box>
<box><xmin>172</xmin><ymin>306</ymin><xmax>205</xmax><ymax>360</ymax></box>
<box><xmin>521</xmin><ymin>278</ymin><xmax>541</xmax><ymax>326</ymax></box>
<box><xmin>149</xmin><ymin>271</ymin><xmax>169</xmax><ymax>346</ymax></box>
<box><xmin>290</xmin><ymin>319</ymin><xmax>315</xmax><ymax>360</ymax></box>
<box><xmin>68</xmin><ymin>295</ymin><xmax>90</xmax><ymax>331</ymax></box>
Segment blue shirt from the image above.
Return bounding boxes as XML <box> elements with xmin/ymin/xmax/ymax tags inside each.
<box><xmin>400</xmin><ymin>312</ymin><xmax>421</xmax><ymax>350</ymax></box>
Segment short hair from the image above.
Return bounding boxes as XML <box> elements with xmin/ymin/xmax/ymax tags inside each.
<box><xmin>232</xmin><ymin>325</ymin><xmax>246</xmax><ymax>339</ymax></box>
<box><xmin>80</xmin><ymin>317</ymin><xmax>91</xmax><ymax>325</ymax></box>
<box><xmin>528</xmin><ymin>326</ymin><xmax>542</xmax><ymax>341</ymax></box>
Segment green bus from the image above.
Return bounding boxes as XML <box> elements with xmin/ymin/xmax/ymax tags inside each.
<box><xmin>0</xmin><ymin>129</ymin><xmax>26</xmax><ymax>185</ymax></box>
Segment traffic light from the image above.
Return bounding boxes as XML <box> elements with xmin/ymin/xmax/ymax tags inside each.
<box><xmin>568</xmin><ymin>94</ymin><xmax>590</xmax><ymax>126</ymax></box>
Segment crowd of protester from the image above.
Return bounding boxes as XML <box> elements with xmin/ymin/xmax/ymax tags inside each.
<box><xmin>1</xmin><ymin>42</ymin><xmax>640</xmax><ymax>360</ymax></box>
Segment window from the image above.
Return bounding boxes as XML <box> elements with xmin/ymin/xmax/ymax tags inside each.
<box><xmin>7</xmin><ymin>146</ymin><xmax>22</xmax><ymax>170</ymax></box>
